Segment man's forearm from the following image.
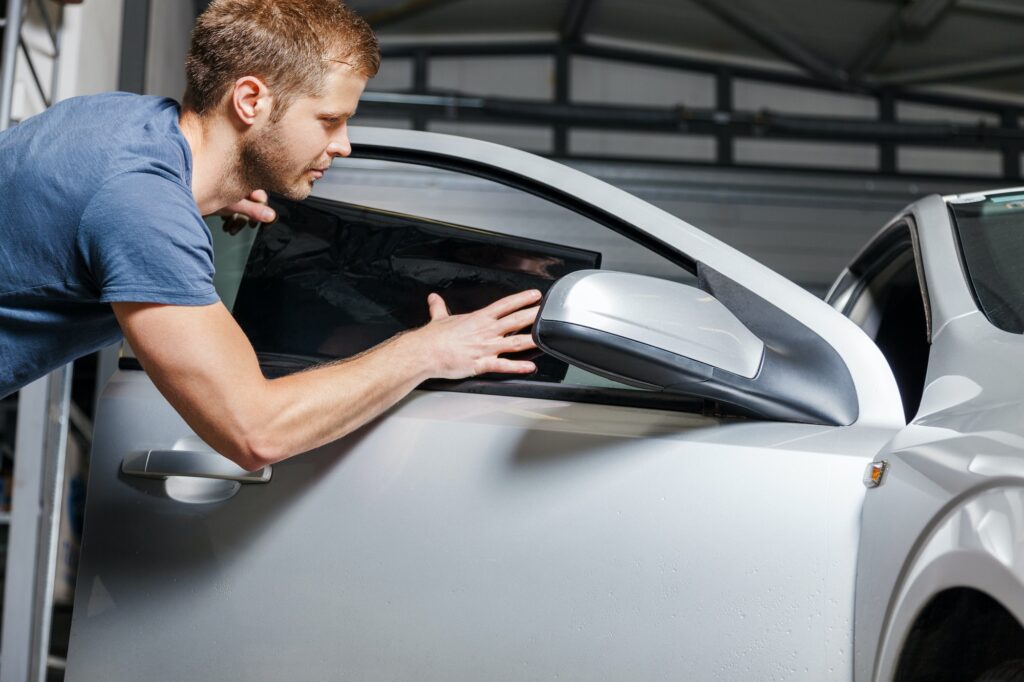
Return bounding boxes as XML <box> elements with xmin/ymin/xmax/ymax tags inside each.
<box><xmin>114</xmin><ymin>291</ymin><xmax>539</xmax><ymax>472</ymax></box>
<box><xmin>242</xmin><ymin>332</ymin><xmax>429</xmax><ymax>467</ymax></box>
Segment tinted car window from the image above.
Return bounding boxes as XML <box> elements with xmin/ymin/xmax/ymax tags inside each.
<box><xmin>950</xmin><ymin>192</ymin><xmax>1024</xmax><ymax>333</ymax></box>
<box><xmin>233</xmin><ymin>197</ymin><xmax>599</xmax><ymax>382</ymax></box>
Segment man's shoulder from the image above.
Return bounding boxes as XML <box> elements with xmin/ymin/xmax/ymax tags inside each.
<box><xmin>53</xmin><ymin>94</ymin><xmax>193</xmax><ymax>192</ymax></box>
<box><xmin>53</xmin><ymin>91</ymin><xmax>176</xmax><ymax>116</ymax></box>
<box><xmin>30</xmin><ymin>92</ymin><xmax>185</xmax><ymax>166</ymax></box>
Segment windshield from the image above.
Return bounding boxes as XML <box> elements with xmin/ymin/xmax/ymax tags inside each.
<box><xmin>949</xmin><ymin>191</ymin><xmax>1024</xmax><ymax>333</ymax></box>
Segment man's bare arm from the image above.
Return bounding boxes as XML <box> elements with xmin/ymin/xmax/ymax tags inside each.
<box><xmin>112</xmin><ymin>290</ymin><xmax>540</xmax><ymax>470</ymax></box>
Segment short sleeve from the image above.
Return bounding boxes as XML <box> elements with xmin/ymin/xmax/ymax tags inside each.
<box><xmin>76</xmin><ymin>171</ymin><xmax>220</xmax><ymax>306</ymax></box>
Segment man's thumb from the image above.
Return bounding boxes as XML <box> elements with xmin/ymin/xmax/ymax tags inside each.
<box><xmin>427</xmin><ymin>293</ymin><xmax>449</xmax><ymax>320</ymax></box>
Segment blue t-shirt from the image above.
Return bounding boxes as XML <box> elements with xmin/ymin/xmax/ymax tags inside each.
<box><xmin>0</xmin><ymin>93</ymin><xmax>219</xmax><ymax>398</ymax></box>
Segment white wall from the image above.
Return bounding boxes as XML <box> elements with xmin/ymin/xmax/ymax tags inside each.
<box><xmin>55</xmin><ymin>0</ymin><xmax>124</xmax><ymax>100</ymax></box>
<box><xmin>9</xmin><ymin>0</ymin><xmax>122</xmax><ymax>121</ymax></box>
<box><xmin>10</xmin><ymin>0</ymin><xmax>192</xmax><ymax>121</ymax></box>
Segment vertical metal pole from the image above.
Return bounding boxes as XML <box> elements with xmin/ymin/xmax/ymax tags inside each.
<box><xmin>411</xmin><ymin>48</ymin><xmax>428</xmax><ymax>131</ymax></box>
<box><xmin>716</xmin><ymin>66</ymin><xmax>733</xmax><ymax>165</ymax></box>
<box><xmin>0</xmin><ymin>3</ymin><xmax>71</xmax><ymax>680</ymax></box>
<box><xmin>118</xmin><ymin>0</ymin><xmax>150</xmax><ymax>95</ymax></box>
<box><xmin>1001</xmin><ymin>108</ymin><xmax>1021</xmax><ymax>180</ymax></box>
<box><xmin>0</xmin><ymin>367</ymin><xmax>72</xmax><ymax>682</ymax></box>
<box><xmin>0</xmin><ymin>0</ymin><xmax>26</xmax><ymax>130</ymax></box>
<box><xmin>553</xmin><ymin>46</ymin><xmax>570</xmax><ymax>156</ymax></box>
<box><xmin>879</xmin><ymin>90</ymin><xmax>897</xmax><ymax>175</ymax></box>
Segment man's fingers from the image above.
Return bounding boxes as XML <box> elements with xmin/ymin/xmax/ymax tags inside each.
<box><xmin>215</xmin><ymin>197</ymin><xmax>276</xmax><ymax>225</ymax></box>
<box><xmin>495</xmin><ymin>306</ymin><xmax>539</xmax><ymax>336</ymax></box>
<box><xmin>249</xmin><ymin>189</ymin><xmax>269</xmax><ymax>203</ymax></box>
<box><xmin>427</xmin><ymin>293</ymin><xmax>450</xmax><ymax>321</ymax></box>
<box><xmin>483</xmin><ymin>289</ymin><xmax>543</xmax><ymax>319</ymax></box>
<box><xmin>234</xmin><ymin>198</ymin><xmax>276</xmax><ymax>224</ymax></box>
<box><xmin>480</xmin><ymin>358</ymin><xmax>537</xmax><ymax>375</ymax></box>
<box><xmin>494</xmin><ymin>333</ymin><xmax>538</xmax><ymax>355</ymax></box>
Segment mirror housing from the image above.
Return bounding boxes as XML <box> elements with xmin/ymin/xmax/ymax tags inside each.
<box><xmin>534</xmin><ymin>270</ymin><xmax>764</xmax><ymax>391</ymax></box>
<box><xmin>534</xmin><ymin>269</ymin><xmax>857</xmax><ymax>425</ymax></box>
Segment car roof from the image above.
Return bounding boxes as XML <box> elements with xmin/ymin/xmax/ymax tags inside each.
<box><xmin>943</xmin><ymin>186</ymin><xmax>1024</xmax><ymax>204</ymax></box>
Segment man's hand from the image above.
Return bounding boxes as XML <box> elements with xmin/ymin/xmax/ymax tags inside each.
<box><xmin>214</xmin><ymin>189</ymin><xmax>277</xmax><ymax>235</ymax></box>
<box><xmin>410</xmin><ymin>289</ymin><xmax>542</xmax><ymax>380</ymax></box>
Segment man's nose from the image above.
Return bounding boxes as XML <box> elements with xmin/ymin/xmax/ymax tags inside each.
<box><xmin>327</xmin><ymin>130</ymin><xmax>351</xmax><ymax>158</ymax></box>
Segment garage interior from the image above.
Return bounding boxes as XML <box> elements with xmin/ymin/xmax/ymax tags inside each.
<box><xmin>2</xmin><ymin>0</ymin><xmax>1024</xmax><ymax>679</ymax></box>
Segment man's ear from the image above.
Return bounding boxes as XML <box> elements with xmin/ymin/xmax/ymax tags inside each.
<box><xmin>230</xmin><ymin>76</ymin><xmax>273</xmax><ymax>127</ymax></box>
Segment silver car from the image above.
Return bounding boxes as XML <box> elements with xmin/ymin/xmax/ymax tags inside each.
<box><xmin>66</xmin><ymin>128</ymin><xmax>1024</xmax><ymax>681</ymax></box>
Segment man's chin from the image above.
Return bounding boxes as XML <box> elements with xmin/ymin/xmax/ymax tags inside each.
<box><xmin>278</xmin><ymin>183</ymin><xmax>314</xmax><ymax>201</ymax></box>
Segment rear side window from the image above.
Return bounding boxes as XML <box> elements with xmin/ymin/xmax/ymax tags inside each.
<box><xmin>950</xmin><ymin>192</ymin><xmax>1024</xmax><ymax>333</ymax></box>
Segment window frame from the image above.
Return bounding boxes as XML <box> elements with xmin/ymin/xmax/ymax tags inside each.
<box><xmin>231</xmin><ymin>149</ymin><xmax>728</xmax><ymax>416</ymax></box>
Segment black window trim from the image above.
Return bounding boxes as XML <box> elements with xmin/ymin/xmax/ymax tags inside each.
<box><xmin>836</xmin><ymin>214</ymin><xmax>933</xmax><ymax>343</ymax></box>
<box><xmin>350</xmin><ymin>144</ymin><xmax>698</xmax><ymax>277</ymax></box>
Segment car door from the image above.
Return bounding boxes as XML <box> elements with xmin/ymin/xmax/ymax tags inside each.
<box><xmin>66</xmin><ymin>128</ymin><xmax>904</xmax><ymax>681</ymax></box>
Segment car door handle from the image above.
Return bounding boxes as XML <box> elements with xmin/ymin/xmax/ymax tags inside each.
<box><xmin>121</xmin><ymin>450</ymin><xmax>272</xmax><ymax>483</ymax></box>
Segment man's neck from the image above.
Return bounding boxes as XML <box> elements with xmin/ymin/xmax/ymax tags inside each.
<box><xmin>179</xmin><ymin>108</ymin><xmax>246</xmax><ymax>215</ymax></box>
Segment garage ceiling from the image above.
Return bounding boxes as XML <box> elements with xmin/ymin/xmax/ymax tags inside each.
<box><xmin>345</xmin><ymin>0</ymin><xmax>1024</xmax><ymax>101</ymax></box>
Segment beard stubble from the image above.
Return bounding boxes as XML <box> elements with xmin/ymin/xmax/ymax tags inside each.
<box><xmin>237</xmin><ymin>122</ymin><xmax>313</xmax><ymax>201</ymax></box>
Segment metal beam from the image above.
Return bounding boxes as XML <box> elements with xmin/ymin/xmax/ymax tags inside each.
<box><xmin>381</xmin><ymin>39</ymin><xmax>1024</xmax><ymax>114</ymax></box>
<box><xmin>381</xmin><ymin>41</ymin><xmax>557</xmax><ymax>59</ymax></box>
<box><xmin>31</xmin><ymin>0</ymin><xmax>56</xmax><ymax>56</ymax></box>
<box><xmin>873</xmin><ymin>54</ymin><xmax>1024</xmax><ymax>86</ymax></box>
<box><xmin>848</xmin><ymin>0</ymin><xmax>956</xmax><ymax>79</ymax></box>
<box><xmin>687</xmin><ymin>0</ymin><xmax>852</xmax><ymax>90</ymax></box>
<box><xmin>846</xmin><ymin>19</ymin><xmax>901</xmax><ymax>81</ymax></box>
<box><xmin>958</xmin><ymin>0</ymin><xmax>1024</xmax><ymax>20</ymax></box>
<box><xmin>359</xmin><ymin>90</ymin><xmax>1024</xmax><ymax>148</ymax></box>
<box><xmin>364</xmin><ymin>0</ymin><xmax>464</xmax><ymax>30</ymax></box>
<box><xmin>900</xmin><ymin>0</ymin><xmax>958</xmax><ymax>34</ymax></box>
<box><xmin>0</xmin><ymin>0</ymin><xmax>25</xmax><ymax>130</ymax></box>
<box><xmin>560</xmin><ymin>0</ymin><xmax>595</xmax><ymax>45</ymax></box>
<box><xmin>18</xmin><ymin>37</ymin><xmax>47</xmax><ymax>107</ymax></box>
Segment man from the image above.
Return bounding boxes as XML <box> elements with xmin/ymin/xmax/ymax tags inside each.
<box><xmin>0</xmin><ymin>0</ymin><xmax>540</xmax><ymax>470</ymax></box>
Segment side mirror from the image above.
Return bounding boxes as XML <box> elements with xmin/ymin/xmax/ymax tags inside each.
<box><xmin>534</xmin><ymin>269</ymin><xmax>860</xmax><ymax>426</ymax></box>
<box><xmin>533</xmin><ymin>270</ymin><xmax>765</xmax><ymax>392</ymax></box>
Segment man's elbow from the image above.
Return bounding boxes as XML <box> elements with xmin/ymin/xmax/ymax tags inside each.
<box><xmin>222</xmin><ymin>434</ymin><xmax>289</xmax><ymax>472</ymax></box>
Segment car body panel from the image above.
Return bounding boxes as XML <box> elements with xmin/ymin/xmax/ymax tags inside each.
<box><xmin>66</xmin><ymin>128</ymin><xmax>912</xmax><ymax>680</ymax></box>
<box><xmin>855</xmin><ymin>309</ymin><xmax>1024</xmax><ymax>681</ymax></box>
<box><xmin>847</xmin><ymin>192</ymin><xmax>1024</xmax><ymax>680</ymax></box>
<box><xmin>67</xmin><ymin>373</ymin><xmax>894</xmax><ymax>681</ymax></box>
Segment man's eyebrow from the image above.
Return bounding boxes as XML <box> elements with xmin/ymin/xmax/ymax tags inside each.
<box><xmin>318</xmin><ymin>110</ymin><xmax>356</xmax><ymax>118</ymax></box>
